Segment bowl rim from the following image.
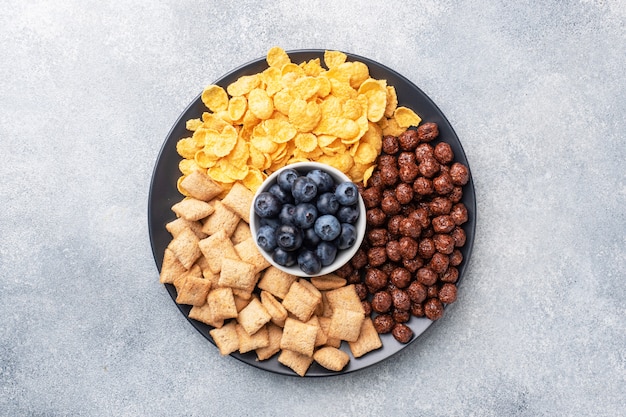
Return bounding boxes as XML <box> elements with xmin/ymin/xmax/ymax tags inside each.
<box><xmin>249</xmin><ymin>161</ymin><xmax>367</xmax><ymax>277</ymax></box>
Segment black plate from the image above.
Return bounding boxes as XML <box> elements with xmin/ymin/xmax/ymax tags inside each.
<box><xmin>148</xmin><ymin>49</ymin><xmax>476</xmax><ymax>377</ymax></box>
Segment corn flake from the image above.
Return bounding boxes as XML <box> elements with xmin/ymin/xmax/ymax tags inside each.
<box><xmin>228</xmin><ymin>96</ymin><xmax>247</xmax><ymax>122</ymax></box>
<box><xmin>195</xmin><ymin>149</ymin><xmax>219</xmax><ymax>168</ymax></box>
<box><xmin>227</xmin><ymin>74</ymin><xmax>261</xmax><ymax>97</ymax></box>
<box><xmin>242</xmin><ymin>168</ymin><xmax>265</xmax><ymax>192</ymax></box>
<box><xmin>394</xmin><ymin>106</ymin><xmax>422</xmax><ymax>128</ymax></box>
<box><xmin>204</xmin><ymin>125</ymin><xmax>238</xmax><ymax>157</ymax></box>
<box><xmin>272</xmin><ymin>90</ymin><xmax>294</xmax><ymax>116</ymax></box>
<box><xmin>353</xmin><ymin>142</ymin><xmax>378</xmax><ymax>165</ymax></box>
<box><xmin>201</xmin><ymin>85</ymin><xmax>229</xmax><ymax>112</ymax></box>
<box><xmin>317</xmin><ymin>153</ymin><xmax>354</xmax><ymax>174</ymax></box>
<box><xmin>324</xmin><ymin>50</ymin><xmax>347</xmax><ymax>69</ymax></box>
<box><xmin>300</xmin><ymin>58</ymin><xmax>324</xmax><ymax>77</ymax></box>
<box><xmin>186</xmin><ymin>118</ymin><xmax>203</xmax><ymax>131</ymax></box>
<box><xmin>267</xmin><ymin>46</ymin><xmax>291</xmax><ymax>69</ymax></box>
<box><xmin>248</xmin><ymin>88</ymin><xmax>274</xmax><ymax>120</ymax></box>
<box><xmin>365</xmin><ymin>89</ymin><xmax>388</xmax><ymax>123</ymax></box>
<box><xmin>294</xmin><ymin>132</ymin><xmax>318</xmax><ymax>153</ymax></box>
<box><xmin>314</xmin><ymin>117</ymin><xmax>359</xmax><ymax>140</ymax></box>
<box><xmin>288</xmin><ymin>99</ymin><xmax>322</xmax><ymax>133</ymax></box>
<box><xmin>381</xmin><ymin>116</ymin><xmax>406</xmax><ymax>137</ymax></box>
<box><xmin>179</xmin><ymin>159</ymin><xmax>202</xmax><ymax>175</ymax></box>
<box><xmin>264</xmin><ymin>119</ymin><xmax>297</xmax><ymax>143</ymax></box>
<box><xmin>176</xmin><ymin>137</ymin><xmax>202</xmax><ymax>159</ymax></box>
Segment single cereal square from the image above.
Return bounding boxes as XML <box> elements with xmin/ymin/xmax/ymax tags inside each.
<box><xmin>306</xmin><ymin>315</ymin><xmax>327</xmax><ymax>347</ymax></box>
<box><xmin>201</xmin><ymin>201</ymin><xmax>241</xmax><ymax>237</ymax></box>
<box><xmin>313</xmin><ymin>346</ymin><xmax>350</xmax><ymax>372</ymax></box>
<box><xmin>207</xmin><ymin>287</ymin><xmax>238</xmax><ymax>321</ymax></box>
<box><xmin>260</xmin><ymin>290</ymin><xmax>288</xmax><ymax>327</ymax></box>
<box><xmin>230</xmin><ymin>220</ymin><xmax>252</xmax><ymax>245</ymax></box>
<box><xmin>257</xmin><ymin>266</ymin><xmax>297</xmax><ymax>300</ymax></box>
<box><xmin>318</xmin><ymin>316</ymin><xmax>341</xmax><ymax>348</ymax></box>
<box><xmin>325</xmin><ymin>284</ymin><xmax>365</xmax><ymax>314</ymax></box>
<box><xmin>180</xmin><ymin>170</ymin><xmax>223</xmax><ymax>202</ymax></box>
<box><xmin>348</xmin><ymin>317</ymin><xmax>382</xmax><ymax>358</ymax></box>
<box><xmin>218</xmin><ymin>258</ymin><xmax>258</xmax><ymax>293</ymax></box>
<box><xmin>159</xmin><ymin>248</ymin><xmax>187</xmax><ymax>284</ymax></box>
<box><xmin>281</xmin><ymin>280</ymin><xmax>322</xmax><ymax>322</ymax></box>
<box><xmin>175</xmin><ymin>274</ymin><xmax>211</xmax><ymax>306</ymax></box>
<box><xmin>168</xmin><ymin>227</ymin><xmax>202</xmax><ymax>270</ymax></box>
<box><xmin>236</xmin><ymin>323</ymin><xmax>269</xmax><ymax>353</ymax></box>
<box><xmin>209</xmin><ymin>321</ymin><xmax>239</xmax><ymax>355</ymax></box>
<box><xmin>188</xmin><ymin>303</ymin><xmax>224</xmax><ymax>328</ymax></box>
<box><xmin>198</xmin><ymin>230</ymin><xmax>240</xmax><ymax>274</ymax></box>
<box><xmin>256</xmin><ymin>322</ymin><xmax>283</xmax><ymax>361</ymax></box>
<box><xmin>172</xmin><ymin>198</ymin><xmax>215</xmax><ymax>221</ymax></box>
<box><xmin>221</xmin><ymin>182</ymin><xmax>254</xmax><ymax>223</ymax></box>
<box><xmin>298</xmin><ymin>279</ymin><xmax>322</xmax><ymax>301</ymax></box>
<box><xmin>278</xmin><ymin>349</ymin><xmax>314</xmax><ymax>377</ymax></box>
<box><xmin>280</xmin><ymin>317</ymin><xmax>318</xmax><ymax>357</ymax></box>
<box><xmin>166</xmin><ymin>217</ymin><xmax>207</xmax><ymax>239</ymax></box>
<box><xmin>173</xmin><ymin>264</ymin><xmax>202</xmax><ymax>295</ymax></box>
<box><xmin>328</xmin><ymin>308</ymin><xmax>365</xmax><ymax>342</ymax></box>
<box><xmin>234</xmin><ymin>237</ymin><xmax>271</xmax><ymax>274</ymax></box>
<box><xmin>310</xmin><ymin>274</ymin><xmax>347</xmax><ymax>291</ymax></box>
<box><xmin>237</xmin><ymin>298</ymin><xmax>271</xmax><ymax>335</ymax></box>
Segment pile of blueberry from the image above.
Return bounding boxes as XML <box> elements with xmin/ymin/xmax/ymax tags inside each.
<box><xmin>253</xmin><ymin>167</ymin><xmax>361</xmax><ymax>275</ymax></box>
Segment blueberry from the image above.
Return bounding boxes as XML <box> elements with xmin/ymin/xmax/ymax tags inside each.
<box><xmin>259</xmin><ymin>217</ymin><xmax>280</xmax><ymax>229</ymax></box>
<box><xmin>337</xmin><ymin>223</ymin><xmax>357</xmax><ymax>249</ymax></box>
<box><xmin>316</xmin><ymin>241</ymin><xmax>337</xmax><ymax>266</ymax></box>
<box><xmin>272</xmin><ymin>247</ymin><xmax>297</xmax><ymax>267</ymax></box>
<box><xmin>293</xmin><ymin>203</ymin><xmax>318</xmax><ymax>229</ymax></box>
<box><xmin>256</xmin><ymin>225</ymin><xmax>277</xmax><ymax>252</ymax></box>
<box><xmin>277</xmin><ymin>168</ymin><xmax>299</xmax><ymax>192</ymax></box>
<box><xmin>303</xmin><ymin>227</ymin><xmax>321</xmax><ymax>249</ymax></box>
<box><xmin>275</xmin><ymin>224</ymin><xmax>303</xmax><ymax>251</ymax></box>
<box><xmin>254</xmin><ymin>192</ymin><xmax>281</xmax><ymax>218</ymax></box>
<box><xmin>306</xmin><ymin>169</ymin><xmax>334</xmax><ymax>193</ymax></box>
<box><xmin>314</xmin><ymin>214</ymin><xmax>341</xmax><ymax>241</ymax></box>
<box><xmin>279</xmin><ymin>204</ymin><xmax>296</xmax><ymax>226</ymax></box>
<box><xmin>268</xmin><ymin>183</ymin><xmax>294</xmax><ymax>204</ymax></box>
<box><xmin>336</xmin><ymin>204</ymin><xmax>360</xmax><ymax>224</ymax></box>
<box><xmin>297</xmin><ymin>249</ymin><xmax>322</xmax><ymax>275</ymax></box>
<box><xmin>291</xmin><ymin>176</ymin><xmax>318</xmax><ymax>203</ymax></box>
<box><xmin>335</xmin><ymin>182</ymin><xmax>359</xmax><ymax>206</ymax></box>
<box><xmin>316</xmin><ymin>192</ymin><xmax>339</xmax><ymax>215</ymax></box>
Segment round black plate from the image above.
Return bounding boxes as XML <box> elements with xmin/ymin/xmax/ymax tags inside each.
<box><xmin>148</xmin><ymin>49</ymin><xmax>476</xmax><ymax>377</ymax></box>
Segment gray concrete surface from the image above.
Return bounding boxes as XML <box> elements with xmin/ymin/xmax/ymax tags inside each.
<box><xmin>1</xmin><ymin>1</ymin><xmax>625</xmax><ymax>416</ymax></box>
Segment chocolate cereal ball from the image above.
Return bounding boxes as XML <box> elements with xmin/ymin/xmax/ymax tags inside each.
<box><xmin>434</xmin><ymin>142</ymin><xmax>454</xmax><ymax>164</ymax></box>
<box><xmin>417</xmin><ymin>122</ymin><xmax>439</xmax><ymax>142</ymax></box>
<box><xmin>398</xmin><ymin>129</ymin><xmax>420</xmax><ymax>151</ymax></box>
<box><xmin>424</xmin><ymin>298</ymin><xmax>444</xmax><ymax>320</ymax></box>
<box><xmin>413</xmin><ymin>177</ymin><xmax>434</xmax><ymax>196</ymax></box>
<box><xmin>373</xmin><ymin>314</ymin><xmax>395</xmax><ymax>333</ymax></box>
<box><xmin>438</xmin><ymin>283</ymin><xmax>458</xmax><ymax>304</ymax></box>
<box><xmin>449</xmin><ymin>162</ymin><xmax>470</xmax><ymax>185</ymax></box>
<box><xmin>392</xmin><ymin>323</ymin><xmax>413</xmax><ymax>343</ymax></box>
<box><xmin>371</xmin><ymin>291</ymin><xmax>393</xmax><ymax>313</ymax></box>
<box><xmin>382</xmin><ymin>135</ymin><xmax>400</xmax><ymax>154</ymax></box>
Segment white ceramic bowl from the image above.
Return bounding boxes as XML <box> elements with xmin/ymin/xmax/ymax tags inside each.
<box><xmin>249</xmin><ymin>162</ymin><xmax>366</xmax><ymax>277</ymax></box>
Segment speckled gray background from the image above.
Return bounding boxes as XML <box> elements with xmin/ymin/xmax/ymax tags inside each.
<box><xmin>1</xmin><ymin>1</ymin><xmax>624</xmax><ymax>416</ymax></box>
